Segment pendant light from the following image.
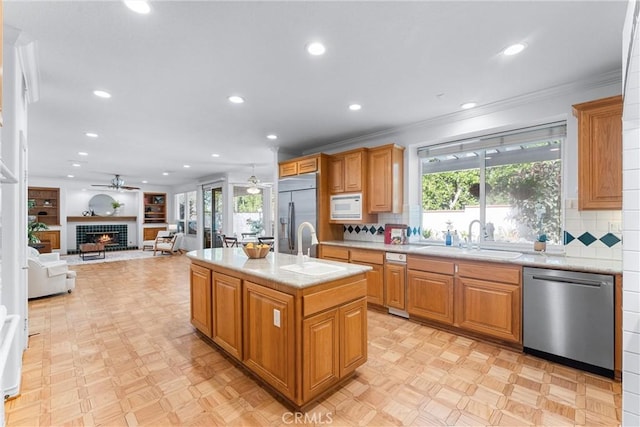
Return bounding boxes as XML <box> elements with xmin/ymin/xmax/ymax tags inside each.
<box><xmin>247</xmin><ymin>165</ymin><xmax>260</xmax><ymax>194</ymax></box>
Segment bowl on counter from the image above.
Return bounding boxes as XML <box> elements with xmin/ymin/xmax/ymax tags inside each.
<box><xmin>241</xmin><ymin>243</ymin><xmax>271</xmax><ymax>259</ymax></box>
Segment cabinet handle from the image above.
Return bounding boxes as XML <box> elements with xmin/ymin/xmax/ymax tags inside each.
<box><xmin>454</xmin><ymin>264</ymin><xmax>458</xmax><ymax>273</ymax></box>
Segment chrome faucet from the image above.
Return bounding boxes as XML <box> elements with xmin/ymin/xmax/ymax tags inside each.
<box><xmin>297</xmin><ymin>221</ymin><xmax>319</xmax><ymax>263</ymax></box>
<box><xmin>468</xmin><ymin>219</ymin><xmax>484</xmax><ymax>250</ymax></box>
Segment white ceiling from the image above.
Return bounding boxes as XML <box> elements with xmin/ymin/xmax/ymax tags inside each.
<box><xmin>4</xmin><ymin>1</ymin><xmax>627</xmax><ymax>188</ymax></box>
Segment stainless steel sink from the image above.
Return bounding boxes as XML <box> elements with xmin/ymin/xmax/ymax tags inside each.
<box><xmin>279</xmin><ymin>261</ymin><xmax>346</xmax><ymax>276</ymax></box>
<box><xmin>415</xmin><ymin>246</ymin><xmax>522</xmax><ymax>260</ymax></box>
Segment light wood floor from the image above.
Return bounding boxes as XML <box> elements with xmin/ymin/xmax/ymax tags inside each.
<box><xmin>6</xmin><ymin>254</ymin><xmax>621</xmax><ymax>426</ymax></box>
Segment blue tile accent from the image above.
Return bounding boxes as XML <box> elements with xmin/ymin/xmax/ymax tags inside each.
<box><xmin>564</xmin><ymin>231</ymin><xmax>575</xmax><ymax>245</ymax></box>
<box><xmin>377</xmin><ymin>226</ymin><xmax>384</xmax><ymax>234</ymax></box>
<box><xmin>354</xmin><ymin>226</ymin><xmax>361</xmax><ymax>233</ymax></box>
<box><xmin>347</xmin><ymin>225</ymin><xmax>354</xmax><ymax>233</ymax></box>
<box><xmin>343</xmin><ymin>225</ymin><xmax>347</xmax><ymax>232</ymax></box>
<box><xmin>600</xmin><ymin>233</ymin><xmax>621</xmax><ymax>248</ymax></box>
<box><xmin>406</xmin><ymin>228</ymin><xmax>412</xmax><ymax>237</ymax></box>
<box><xmin>577</xmin><ymin>232</ymin><xmax>597</xmax><ymax>246</ymax></box>
<box><xmin>369</xmin><ymin>226</ymin><xmax>376</xmax><ymax>234</ymax></box>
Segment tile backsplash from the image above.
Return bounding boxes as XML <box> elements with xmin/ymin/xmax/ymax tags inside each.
<box><xmin>563</xmin><ymin>200</ymin><xmax>622</xmax><ymax>260</ymax></box>
<box><xmin>343</xmin><ymin>201</ymin><xmax>623</xmax><ymax>261</ymax></box>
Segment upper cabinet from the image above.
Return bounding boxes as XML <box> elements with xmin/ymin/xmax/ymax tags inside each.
<box><xmin>279</xmin><ymin>156</ymin><xmax>318</xmax><ymax>177</ymax></box>
<box><xmin>368</xmin><ymin>144</ymin><xmax>405</xmax><ymax>213</ymax></box>
<box><xmin>28</xmin><ymin>187</ymin><xmax>60</xmax><ymax>226</ymax></box>
<box><xmin>573</xmin><ymin>95</ymin><xmax>623</xmax><ymax>210</ymax></box>
<box><xmin>143</xmin><ymin>192</ymin><xmax>167</xmax><ymax>224</ymax></box>
<box><xmin>329</xmin><ymin>148</ymin><xmax>366</xmax><ymax>194</ymax></box>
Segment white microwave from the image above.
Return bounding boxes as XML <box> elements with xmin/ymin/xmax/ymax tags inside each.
<box><xmin>330</xmin><ymin>193</ymin><xmax>363</xmax><ymax>221</ymax></box>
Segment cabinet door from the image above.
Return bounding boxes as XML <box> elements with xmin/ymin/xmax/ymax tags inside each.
<box><xmin>339</xmin><ymin>297</ymin><xmax>368</xmax><ymax>377</ymax></box>
<box><xmin>368</xmin><ymin>145</ymin><xmax>404</xmax><ymax>213</ymax></box>
<box><xmin>343</xmin><ymin>151</ymin><xmax>363</xmax><ymax>192</ymax></box>
<box><xmin>573</xmin><ymin>95</ymin><xmax>623</xmax><ymax>210</ymax></box>
<box><xmin>213</xmin><ymin>273</ymin><xmax>242</xmax><ymax>360</ymax></box>
<box><xmin>329</xmin><ymin>156</ymin><xmax>345</xmax><ymax>193</ymax></box>
<box><xmin>190</xmin><ymin>264</ymin><xmax>212</xmax><ymax>337</ymax></box>
<box><xmin>455</xmin><ymin>277</ymin><xmax>521</xmax><ymax>343</ymax></box>
<box><xmin>303</xmin><ymin>309</ymin><xmax>339</xmax><ymax>401</ymax></box>
<box><xmin>407</xmin><ymin>270</ymin><xmax>454</xmax><ymax>325</ymax></box>
<box><xmin>353</xmin><ymin>261</ymin><xmax>384</xmax><ymax>306</ymax></box>
<box><xmin>34</xmin><ymin>230</ymin><xmax>61</xmax><ymax>250</ymax></box>
<box><xmin>385</xmin><ymin>263</ymin><xmax>406</xmax><ymax>310</ymax></box>
<box><xmin>243</xmin><ymin>281</ymin><xmax>295</xmax><ymax>399</ymax></box>
<box><xmin>279</xmin><ymin>161</ymin><xmax>298</xmax><ymax>177</ymax></box>
<box><xmin>297</xmin><ymin>157</ymin><xmax>318</xmax><ymax>174</ymax></box>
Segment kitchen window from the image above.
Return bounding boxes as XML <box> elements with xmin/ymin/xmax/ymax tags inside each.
<box><xmin>418</xmin><ymin>122</ymin><xmax>565</xmax><ymax>249</ymax></box>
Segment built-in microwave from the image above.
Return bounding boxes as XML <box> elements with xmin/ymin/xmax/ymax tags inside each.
<box><xmin>330</xmin><ymin>193</ymin><xmax>363</xmax><ymax>221</ymax></box>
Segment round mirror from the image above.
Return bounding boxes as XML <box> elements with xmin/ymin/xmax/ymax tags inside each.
<box><xmin>88</xmin><ymin>194</ymin><xmax>116</xmax><ymax>216</ymax></box>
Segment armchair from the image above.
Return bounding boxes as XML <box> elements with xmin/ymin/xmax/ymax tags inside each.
<box><xmin>27</xmin><ymin>247</ymin><xmax>76</xmax><ymax>299</ymax></box>
<box><xmin>153</xmin><ymin>232</ymin><xmax>184</xmax><ymax>255</ymax></box>
<box><xmin>142</xmin><ymin>230</ymin><xmax>172</xmax><ymax>251</ymax></box>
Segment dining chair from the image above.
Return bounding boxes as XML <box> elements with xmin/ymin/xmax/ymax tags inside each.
<box><xmin>222</xmin><ymin>235</ymin><xmax>239</xmax><ymax>247</ymax></box>
<box><xmin>258</xmin><ymin>236</ymin><xmax>274</xmax><ymax>251</ymax></box>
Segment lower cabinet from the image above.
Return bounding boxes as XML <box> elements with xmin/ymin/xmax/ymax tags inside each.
<box><xmin>350</xmin><ymin>249</ymin><xmax>385</xmax><ymax>307</ymax></box>
<box><xmin>244</xmin><ymin>281</ymin><xmax>296</xmax><ymax>399</ymax></box>
<box><xmin>34</xmin><ymin>230</ymin><xmax>61</xmax><ymax>250</ymax></box>
<box><xmin>302</xmin><ymin>297</ymin><xmax>367</xmax><ymax>401</ymax></box>
<box><xmin>385</xmin><ymin>263</ymin><xmax>406</xmax><ymax>310</ymax></box>
<box><xmin>190</xmin><ymin>264</ymin><xmax>212</xmax><ymax>337</ymax></box>
<box><xmin>407</xmin><ymin>270</ymin><xmax>454</xmax><ymax>325</ymax></box>
<box><xmin>213</xmin><ymin>272</ymin><xmax>242</xmax><ymax>360</ymax></box>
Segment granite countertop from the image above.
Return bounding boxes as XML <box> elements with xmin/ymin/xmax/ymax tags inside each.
<box><xmin>320</xmin><ymin>240</ymin><xmax>623</xmax><ymax>275</ymax></box>
<box><xmin>187</xmin><ymin>248</ymin><xmax>371</xmax><ymax>289</ymax></box>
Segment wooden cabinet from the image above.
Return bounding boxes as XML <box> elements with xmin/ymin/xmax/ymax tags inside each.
<box><xmin>143</xmin><ymin>227</ymin><xmax>166</xmax><ymax>241</ymax></box>
<box><xmin>455</xmin><ymin>261</ymin><xmax>521</xmax><ymax>343</ymax></box>
<box><xmin>190</xmin><ymin>264</ymin><xmax>212</xmax><ymax>337</ymax></box>
<box><xmin>368</xmin><ymin>144</ymin><xmax>404</xmax><ymax>213</ymax></box>
<box><xmin>34</xmin><ymin>230</ymin><xmax>61</xmax><ymax>250</ymax></box>
<box><xmin>385</xmin><ymin>262</ymin><xmax>406</xmax><ymax>310</ymax></box>
<box><xmin>350</xmin><ymin>249</ymin><xmax>385</xmax><ymax>307</ymax></box>
<box><xmin>279</xmin><ymin>155</ymin><xmax>318</xmax><ymax>177</ymax></box>
<box><xmin>339</xmin><ymin>297</ymin><xmax>368</xmax><ymax>376</ymax></box>
<box><xmin>212</xmin><ymin>272</ymin><xmax>242</xmax><ymax>360</ymax></box>
<box><xmin>329</xmin><ymin>149</ymin><xmax>366</xmax><ymax>194</ymax></box>
<box><xmin>143</xmin><ymin>192</ymin><xmax>167</xmax><ymax>224</ymax></box>
<box><xmin>243</xmin><ymin>281</ymin><xmax>296</xmax><ymax>399</ymax></box>
<box><xmin>408</xmin><ymin>269</ymin><xmax>455</xmax><ymax>325</ymax></box>
<box><xmin>573</xmin><ymin>95</ymin><xmax>623</xmax><ymax>210</ymax></box>
<box><xmin>28</xmin><ymin>187</ymin><xmax>60</xmax><ymax>226</ymax></box>
<box><xmin>318</xmin><ymin>244</ymin><xmax>349</xmax><ymax>261</ymax></box>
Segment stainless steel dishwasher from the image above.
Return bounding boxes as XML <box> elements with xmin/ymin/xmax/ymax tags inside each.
<box><xmin>523</xmin><ymin>267</ymin><xmax>614</xmax><ymax>377</ymax></box>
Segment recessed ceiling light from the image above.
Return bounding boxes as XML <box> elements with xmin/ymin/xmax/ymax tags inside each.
<box><xmin>306</xmin><ymin>42</ymin><xmax>326</xmax><ymax>56</ymax></box>
<box><xmin>123</xmin><ymin>0</ymin><xmax>151</xmax><ymax>14</ymax></box>
<box><xmin>228</xmin><ymin>95</ymin><xmax>245</xmax><ymax>104</ymax></box>
<box><xmin>67</xmin><ymin>175</ymin><xmax>74</xmax><ymax>178</ymax></box>
<box><xmin>162</xmin><ymin>172</ymin><xmax>169</xmax><ymax>176</ymax></box>
<box><xmin>93</xmin><ymin>90</ymin><xmax>111</xmax><ymax>99</ymax></box>
<box><xmin>503</xmin><ymin>43</ymin><xmax>527</xmax><ymax>56</ymax></box>
<box><xmin>211</xmin><ymin>153</ymin><xmax>220</xmax><ymax>158</ymax></box>
<box><xmin>78</xmin><ymin>151</ymin><xmax>88</xmax><ymax>156</ymax></box>
<box><xmin>183</xmin><ymin>164</ymin><xmax>191</xmax><ymax>168</ymax></box>
<box><xmin>72</xmin><ymin>163</ymin><xmax>81</xmax><ymax>167</ymax></box>
<box><xmin>142</xmin><ymin>180</ymin><xmax>148</xmax><ymax>184</ymax></box>
<box><xmin>461</xmin><ymin>102</ymin><xmax>477</xmax><ymax>110</ymax></box>
<box><xmin>85</xmin><ymin>132</ymin><xmax>98</xmax><ymax>138</ymax></box>
<box><xmin>266</xmin><ymin>134</ymin><xmax>278</xmax><ymax>140</ymax></box>
<box><xmin>349</xmin><ymin>104</ymin><xmax>362</xmax><ymax>111</ymax></box>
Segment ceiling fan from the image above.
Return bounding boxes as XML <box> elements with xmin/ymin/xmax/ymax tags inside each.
<box><xmin>91</xmin><ymin>174</ymin><xmax>140</xmax><ymax>191</ymax></box>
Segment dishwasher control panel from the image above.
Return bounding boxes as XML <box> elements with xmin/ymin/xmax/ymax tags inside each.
<box><xmin>385</xmin><ymin>252</ymin><xmax>406</xmax><ymax>263</ymax></box>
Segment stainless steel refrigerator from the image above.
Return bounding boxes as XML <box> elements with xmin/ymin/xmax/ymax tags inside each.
<box><xmin>278</xmin><ymin>172</ymin><xmax>318</xmax><ymax>257</ymax></box>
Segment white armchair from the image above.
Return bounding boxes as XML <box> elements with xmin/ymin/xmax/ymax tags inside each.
<box><xmin>153</xmin><ymin>232</ymin><xmax>184</xmax><ymax>255</ymax></box>
<box><xmin>142</xmin><ymin>230</ymin><xmax>171</xmax><ymax>251</ymax></box>
<box><xmin>27</xmin><ymin>247</ymin><xmax>76</xmax><ymax>299</ymax></box>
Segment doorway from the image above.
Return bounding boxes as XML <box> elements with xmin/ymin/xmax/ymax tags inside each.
<box><xmin>203</xmin><ymin>186</ymin><xmax>223</xmax><ymax>248</ymax></box>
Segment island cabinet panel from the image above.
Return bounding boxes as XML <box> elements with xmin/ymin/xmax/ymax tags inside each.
<box><xmin>212</xmin><ymin>272</ymin><xmax>242</xmax><ymax>360</ymax></box>
<box><xmin>190</xmin><ymin>264</ymin><xmax>212</xmax><ymax>337</ymax></box>
<box><xmin>407</xmin><ymin>270</ymin><xmax>454</xmax><ymax>325</ymax></box>
<box><xmin>243</xmin><ymin>281</ymin><xmax>296</xmax><ymax>399</ymax></box>
<box><xmin>339</xmin><ymin>297</ymin><xmax>368</xmax><ymax>376</ymax></box>
<box><xmin>303</xmin><ymin>309</ymin><xmax>340</xmax><ymax>401</ymax></box>
<box><xmin>385</xmin><ymin>263</ymin><xmax>406</xmax><ymax>310</ymax></box>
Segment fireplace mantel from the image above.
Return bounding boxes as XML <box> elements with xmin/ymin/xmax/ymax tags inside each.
<box><xmin>67</xmin><ymin>216</ymin><xmax>137</xmax><ymax>222</ymax></box>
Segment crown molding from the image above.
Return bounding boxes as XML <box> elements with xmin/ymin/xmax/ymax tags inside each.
<box><xmin>310</xmin><ymin>69</ymin><xmax>622</xmax><ymax>154</ymax></box>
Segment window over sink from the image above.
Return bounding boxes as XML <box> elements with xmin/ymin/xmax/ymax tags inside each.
<box><xmin>418</xmin><ymin>122</ymin><xmax>565</xmax><ymax>248</ymax></box>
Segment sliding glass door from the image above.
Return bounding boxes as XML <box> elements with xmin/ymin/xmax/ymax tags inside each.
<box><xmin>203</xmin><ymin>186</ymin><xmax>223</xmax><ymax>248</ymax></box>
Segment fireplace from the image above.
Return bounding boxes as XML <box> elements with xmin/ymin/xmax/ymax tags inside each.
<box><xmin>74</xmin><ymin>224</ymin><xmax>129</xmax><ymax>253</ymax></box>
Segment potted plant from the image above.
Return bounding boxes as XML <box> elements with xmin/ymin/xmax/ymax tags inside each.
<box><xmin>111</xmin><ymin>200</ymin><xmax>123</xmax><ymax>214</ymax></box>
<box><xmin>534</xmin><ymin>234</ymin><xmax>547</xmax><ymax>252</ymax></box>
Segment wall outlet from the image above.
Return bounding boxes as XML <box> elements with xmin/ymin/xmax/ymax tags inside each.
<box><xmin>609</xmin><ymin>221</ymin><xmax>622</xmax><ymax>233</ymax></box>
<box><xmin>273</xmin><ymin>309</ymin><xmax>281</xmax><ymax>328</ymax></box>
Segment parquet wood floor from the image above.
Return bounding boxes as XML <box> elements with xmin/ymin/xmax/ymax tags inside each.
<box><xmin>6</xmin><ymin>254</ymin><xmax>621</xmax><ymax>426</ymax></box>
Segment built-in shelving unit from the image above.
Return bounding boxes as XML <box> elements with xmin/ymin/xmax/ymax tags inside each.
<box><xmin>143</xmin><ymin>192</ymin><xmax>166</xmax><ymax>224</ymax></box>
<box><xmin>28</xmin><ymin>187</ymin><xmax>60</xmax><ymax>226</ymax></box>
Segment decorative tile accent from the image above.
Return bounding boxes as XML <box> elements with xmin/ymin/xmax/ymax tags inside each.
<box><xmin>72</xmin><ymin>224</ymin><xmax>131</xmax><ymax>253</ymax></box>
<box><xmin>577</xmin><ymin>232</ymin><xmax>597</xmax><ymax>246</ymax></box>
<box><xmin>564</xmin><ymin>231</ymin><xmax>575</xmax><ymax>245</ymax></box>
<box><xmin>600</xmin><ymin>233</ymin><xmax>622</xmax><ymax>248</ymax></box>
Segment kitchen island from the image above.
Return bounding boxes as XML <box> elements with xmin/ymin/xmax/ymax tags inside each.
<box><xmin>186</xmin><ymin>248</ymin><xmax>371</xmax><ymax>409</ymax></box>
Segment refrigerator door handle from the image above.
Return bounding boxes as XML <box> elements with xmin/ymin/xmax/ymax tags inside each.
<box><xmin>288</xmin><ymin>201</ymin><xmax>295</xmax><ymax>251</ymax></box>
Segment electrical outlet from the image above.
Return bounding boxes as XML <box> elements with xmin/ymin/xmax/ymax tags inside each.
<box><xmin>608</xmin><ymin>221</ymin><xmax>622</xmax><ymax>233</ymax></box>
<box><xmin>273</xmin><ymin>309</ymin><xmax>281</xmax><ymax>327</ymax></box>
